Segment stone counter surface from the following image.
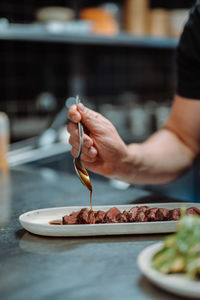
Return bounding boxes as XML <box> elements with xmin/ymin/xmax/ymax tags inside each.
<box><xmin>0</xmin><ymin>167</ymin><xmax>185</xmax><ymax>300</ymax></box>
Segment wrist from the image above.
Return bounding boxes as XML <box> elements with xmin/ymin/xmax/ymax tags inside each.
<box><xmin>112</xmin><ymin>143</ymin><xmax>142</xmax><ymax>183</ymax></box>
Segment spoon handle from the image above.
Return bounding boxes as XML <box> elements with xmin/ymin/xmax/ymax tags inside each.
<box><xmin>76</xmin><ymin>95</ymin><xmax>84</xmax><ymax>159</ymax></box>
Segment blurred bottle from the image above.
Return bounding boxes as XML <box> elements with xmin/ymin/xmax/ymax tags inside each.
<box><xmin>0</xmin><ymin>112</ymin><xmax>11</xmax><ymax>225</ymax></box>
<box><xmin>129</xmin><ymin>102</ymin><xmax>152</xmax><ymax>141</ymax></box>
<box><xmin>99</xmin><ymin>103</ymin><xmax>129</xmax><ymax>139</ymax></box>
<box><xmin>0</xmin><ymin>112</ymin><xmax>9</xmax><ymax>172</ymax></box>
<box><xmin>150</xmin><ymin>9</ymin><xmax>170</xmax><ymax>37</ymax></box>
<box><xmin>100</xmin><ymin>2</ymin><xmax>121</xmax><ymax>28</ymax></box>
<box><xmin>80</xmin><ymin>7</ymin><xmax>119</xmax><ymax>35</ymax></box>
<box><xmin>124</xmin><ymin>0</ymin><xmax>150</xmax><ymax>35</ymax></box>
<box><xmin>155</xmin><ymin>104</ymin><xmax>170</xmax><ymax>129</ymax></box>
<box><xmin>169</xmin><ymin>9</ymin><xmax>189</xmax><ymax>37</ymax></box>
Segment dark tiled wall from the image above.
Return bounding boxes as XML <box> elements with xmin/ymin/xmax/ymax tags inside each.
<box><xmin>0</xmin><ymin>41</ymin><xmax>176</xmax><ymax>102</ymax></box>
<box><xmin>0</xmin><ymin>0</ymin><xmax>194</xmax><ymax>141</ymax></box>
<box><xmin>0</xmin><ymin>0</ymin><xmax>194</xmax><ymax>107</ymax></box>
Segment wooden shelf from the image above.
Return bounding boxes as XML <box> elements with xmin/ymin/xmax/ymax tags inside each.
<box><xmin>0</xmin><ymin>23</ymin><xmax>178</xmax><ymax>49</ymax></box>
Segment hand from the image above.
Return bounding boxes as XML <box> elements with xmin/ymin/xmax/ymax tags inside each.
<box><xmin>67</xmin><ymin>103</ymin><xmax>130</xmax><ymax>178</ymax></box>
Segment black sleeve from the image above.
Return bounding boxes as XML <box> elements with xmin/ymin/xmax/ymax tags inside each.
<box><xmin>176</xmin><ymin>0</ymin><xmax>200</xmax><ymax>99</ymax></box>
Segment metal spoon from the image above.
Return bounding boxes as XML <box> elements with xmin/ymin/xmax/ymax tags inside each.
<box><xmin>73</xmin><ymin>96</ymin><xmax>93</xmax><ymax>193</ymax></box>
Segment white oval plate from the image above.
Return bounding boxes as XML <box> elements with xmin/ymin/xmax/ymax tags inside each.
<box><xmin>137</xmin><ymin>242</ymin><xmax>200</xmax><ymax>299</ymax></box>
<box><xmin>19</xmin><ymin>202</ymin><xmax>200</xmax><ymax>237</ymax></box>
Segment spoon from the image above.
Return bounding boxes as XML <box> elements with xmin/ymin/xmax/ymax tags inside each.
<box><xmin>73</xmin><ymin>96</ymin><xmax>93</xmax><ymax>194</ymax></box>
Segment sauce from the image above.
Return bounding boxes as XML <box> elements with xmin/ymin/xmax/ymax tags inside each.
<box><xmin>90</xmin><ymin>190</ymin><xmax>93</xmax><ymax>212</ymax></box>
<box><xmin>50</xmin><ymin>158</ymin><xmax>94</xmax><ymax>225</ymax></box>
<box><xmin>49</xmin><ymin>219</ymin><xmax>62</xmax><ymax>225</ymax></box>
<box><xmin>75</xmin><ymin>159</ymin><xmax>93</xmax><ymax>213</ymax></box>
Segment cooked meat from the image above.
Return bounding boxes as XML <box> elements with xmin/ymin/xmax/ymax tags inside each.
<box><xmin>146</xmin><ymin>208</ymin><xmax>159</xmax><ymax>221</ymax></box>
<box><xmin>135</xmin><ymin>210</ymin><xmax>148</xmax><ymax>222</ymax></box>
<box><xmin>61</xmin><ymin>205</ymin><xmax>200</xmax><ymax>225</ymax></box>
<box><xmin>135</xmin><ymin>206</ymin><xmax>149</xmax><ymax>222</ymax></box>
<box><xmin>155</xmin><ymin>208</ymin><xmax>169</xmax><ymax>221</ymax></box>
<box><xmin>77</xmin><ymin>208</ymin><xmax>89</xmax><ymax>224</ymax></box>
<box><xmin>186</xmin><ymin>207</ymin><xmax>200</xmax><ymax>215</ymax></box>
<box><xmin>116</xmin><ymin>211</ymin><xmax>129</xmax><ymax>223</ymax></box>
<box><xmin>127</xmin><ymin>206</ymin><xmax>140</xmax><ymax>222</ymax></box>
<box><xmin>62</xmin><ymin>211</ymin><xmax>79</xmax><ymax>224</ymax></box>
<box><xmin>104</xmin><ymin>207</ymin><xmax>121</xmax><ymax>223</ymax></box>
<box><xmin>95</xmin><ymin>210</ymin><xmax>107</xmax><ymax>223</ymax></box>
<box><xmin>77</xmin><ymin>208</ymin><xmax>96</xmax><ymax>224</ymax></box>
<box><xmin>167</xmin><ymin>208</ymin><xmax>181</xmax><ymax>221</ymax></box>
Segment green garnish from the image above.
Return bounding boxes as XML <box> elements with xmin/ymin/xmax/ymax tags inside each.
<box><xmin>152</xmin><ymin>213</ymin><xmax>200</xmax><ymax>280</ymax></box>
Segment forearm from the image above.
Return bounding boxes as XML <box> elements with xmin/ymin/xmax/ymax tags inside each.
<box><xmin>115</xmin><ymin>129</ymin><xmax>196</xmax><ymax>185</ymax></box>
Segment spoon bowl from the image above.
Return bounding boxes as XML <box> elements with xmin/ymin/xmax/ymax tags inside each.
<box><xmin>72</xmin><ymin>96</ymin><xmax>93</xmax><ymax>193</ymax></box>
<box><xmin>73</xmin><ymin>157</ymin><xmax>92</xmax><ymax>192</ymax></box>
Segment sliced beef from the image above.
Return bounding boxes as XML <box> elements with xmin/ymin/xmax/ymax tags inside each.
<box><xmin>167</xmin><ymin>208</ymin><xmax>181</xmax><ymax>221</ymax></box>
<box><xmin>62</xmin><ymin>211</ymin><xmax>79</xmax><ymax>225</ymax></box>
<box><xmin>77</xmin><ymin>208</ymin><xmax>89</xmax><ymax>224</ymax></box>
<box><xmin>89</xmin><ymin>210</ymin><xmax>96</xmax><ymax>224</ymax></box>
<box><xmin>116</xmin><ymin>211</ymin><xmax>129</xmax><ymax>223</ymax></box>
<box><xmin>104</xmin><ymin>207</ymin><xmax>121</xmax><ymax>223</ymax></box>
<box><xmin>135</xmin><ymin>211</ymin><xmax>148</xmax><ymax>222</ymax></box>
<box><xmin>128</xmin><ymin>206</ymin><xmax>150</xmax><ymax>222</ymax></box>
<box><xmin>155</xmin><ymin>208</ymin><xmax>169</xmax><ymax>221</ymax></box>
<box><xmin>127</xmin><ymin>206</ymin><xmax>140</xmax><ymax>222</ymax></box>
<box><xmin>135</xmin><ymin>206</ymin><xmax>149</xmax><ymax>222</ymax></box>
<box><xmin>61</xmin><ymin>206</ymin><xmax>200</xmax><ymax>225</ymax></box>
<box><xmin>187</xmin><ymin>207</ymin><xmax>200</xmax><ymax>216</ymax></box>
<box><xmin>95</xmin><ymin>210</ymin><xmax>107</xmax><ymax>223</ymax></box>
<box><xmin>77</xmin><ymin>208</ymin><xmax>96</xmax><ymax>224</ymax></box>
<box><xmin>146</xmin><ymin>208</ymin><xmax>159</xmax><ymax>221</ymax></box>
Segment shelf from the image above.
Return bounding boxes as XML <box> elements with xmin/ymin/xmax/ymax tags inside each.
<box><xmin>0</xmin><ymin>23</ymin><xmax>178</xmax><ymax>49</ymax></box>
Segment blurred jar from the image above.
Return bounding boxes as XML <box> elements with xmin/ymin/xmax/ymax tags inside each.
<box><xmin>80</xmin><ymin>7</ymin><xmax>119</xmax><ymax>35</ymax></box>
<box><xmin>35</xmin><ymin>7</ymin><xmax>75</xmax><ymax>23</ymax></box>
<box><xmin>169</xmin><ymin>9</ymin><xmax>189</xmax><ymax>37</ymax></box>
<box><xmin>124</xmin><ymin>0</ymin><xmax>150</xmax><ymax>35</ymax></box>
<box><xmin>155</xmin><ymin>104</ymin><xmax>170</xmax><ymax>129</ymax></box>
<box><xmin>100</xmin><ymin>2</ymin><xmax>121</xmax><ymax>28</ymax></box>
<box><xmin>150</xmin><ymin>9</ymin><xmax>170</xmax><ymax>37</ymax></box>
<box><xmin>99</xmin><ymin>104</ymin><xmax>129</xmax><ymax>139</ymax></box>
<box><xmin>0</xmin><ymin>171</ymin><xmax>11</xmax><ymax>225</ymax></box>
<box><xmin>129</xmin><ymin>103</ymin><xmax>152</xmax><ymax>140</ymax></box>
<box><xmin>0</xmin><ymin>112</ymin><xmax>10</xmax><ymax>225</ymax></box>
<box><xmin>0</xmin><ymin>112</ymin><xmax>9</xmax><ymax>172</ymax></box>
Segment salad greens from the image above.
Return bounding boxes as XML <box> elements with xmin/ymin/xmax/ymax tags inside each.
<box><xmin>152</xmin><ymin>214</ymin><xmax>200</xmax><ymax>280</ymax></box>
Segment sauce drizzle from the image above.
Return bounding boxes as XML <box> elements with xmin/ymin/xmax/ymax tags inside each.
<box><xmin>49</xmin><ymin>219</ymin><xmax>62</xmax><ymax>225</ymax></box>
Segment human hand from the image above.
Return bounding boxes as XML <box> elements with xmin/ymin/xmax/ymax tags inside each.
<box><xmin>67</xmin><ymin>103</ymin><xmax>130</xmax><ymax>178</ymax></box>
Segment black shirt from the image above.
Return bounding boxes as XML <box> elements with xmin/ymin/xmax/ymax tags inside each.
<box><xmin>177</xmin><ymin>0</ymin><xmax>200</xmax><ymax>99</ymax></box>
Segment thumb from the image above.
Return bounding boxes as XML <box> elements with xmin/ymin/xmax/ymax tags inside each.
<box><xmin>77</xmin><ymin>103</ymin><xmax>107</xmax><ymax>134</ymax></box>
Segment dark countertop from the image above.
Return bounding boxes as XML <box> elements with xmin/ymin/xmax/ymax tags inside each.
<box><xmin>0</xmin><ymin>167</ymin><xmax>185</xmax><ymax>300</ymax></box>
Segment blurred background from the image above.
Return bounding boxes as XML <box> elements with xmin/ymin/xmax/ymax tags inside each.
<box><xmin>0</xmin><ymin>0</ymin><xmax>199</xmax><ymax>201</ymax></box>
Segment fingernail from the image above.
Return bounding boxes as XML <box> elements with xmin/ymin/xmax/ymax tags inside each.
<box><xmin>72</xmin><ymin>115</ymin><xmax>77</xmax><ymax>122</ymax></box>
<box><xmin>88</xmin><ymin>147</ymin><xmax>96</xmax><ymax>157</ymax></box>
<box><xmin>78</xmin><ymin>103</ymin><xmax>85</xmax><ymax>112</ymax></box>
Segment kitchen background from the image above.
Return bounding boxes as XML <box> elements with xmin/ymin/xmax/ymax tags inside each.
<box><xmin>0</xmin><ymin>0</ymin><xmax>199</xmax><ymax>201</ymax></box>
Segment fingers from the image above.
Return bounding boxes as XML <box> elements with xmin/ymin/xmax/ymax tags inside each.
<box><xmin>67</xmin><ymin>122</ymin><xmax>98</xmax><ymax>161</ymax></box>
<box><xmin>69</xmin><ymin>137</ymin><xmax>97</xmax><ymax>158</ymax></box>
<box><xmin>70</xmin><ymin>144</ymin><xmax>97</xmax><ymax>162</ymax></box>
<box><xmin>71</xmin><ymin>147</ymin><xmax>97</xmax><ymax>162</ymax></box>
<box><xmin>68</xmin><ymin>104</ymin><xmax>81</xmax><ymax>123</ymax></box>
<box><xmin>69</xmin><ymin>103</ymin><xmax>114</xmax><ymax>136</ymax></box>
<box><xmin>77</xmin><ymin>103</ymin><xmax>112</xmax><ymax>134</ymax></box>
<box><xmin>68</xmin><ymin>135</ymin><xmax>97</xmax><ymax>155</ymax></box>
<box><xmin>67</xmin><ymin>122</ymin><xmax>94</xmax><ymax>148</ymax></box>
